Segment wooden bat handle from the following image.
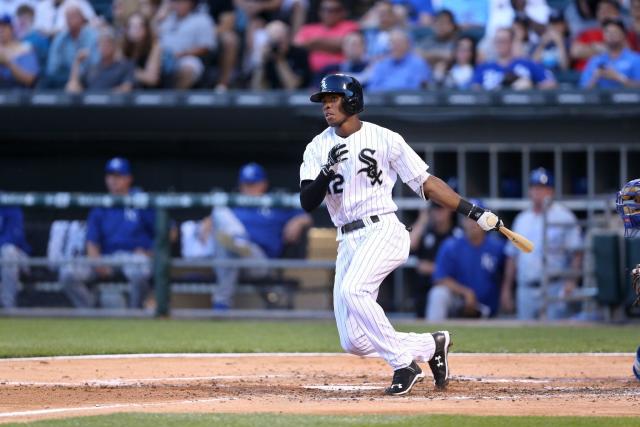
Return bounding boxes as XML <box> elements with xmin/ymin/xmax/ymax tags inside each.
<box><xmin>486</xmin><ymin>215</ymin><xmax>534</xmax><ymax>253</ymax></box>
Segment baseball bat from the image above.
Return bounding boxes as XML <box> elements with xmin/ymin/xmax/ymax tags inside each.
<box><xmin>487</xmin><ymin>216</ymin><xmax>534</xmax><ymax>253</ymax></box>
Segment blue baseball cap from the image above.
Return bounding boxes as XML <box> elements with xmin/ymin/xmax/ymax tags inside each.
<box><xmin>105</xmin><ymin>157</ymin><xmax>132</xmax><ymax>175</ymax></box>
<box><xmin>529</xmin><ymin>167</ymin><xmax>554</xmax><ymax>187</ymax></box>
<box><xmin>238</xmin><ymin>162</ymin><xmax>266</xmax><ymax>184</ymax></box>
<box><xmin>0</xmin><ymin>14</ymin><xmax>12</xmax><ymax>26</ymax></box>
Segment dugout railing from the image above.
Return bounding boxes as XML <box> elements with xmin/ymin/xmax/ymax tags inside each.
<box><xmin>0</xmin><ymin>191</ymin><xmax>618</xmax><ymax>318</ymax></box>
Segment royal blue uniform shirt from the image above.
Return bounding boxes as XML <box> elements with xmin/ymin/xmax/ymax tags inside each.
<box><xmin>432</xmin><ymin>234</ymin><xmax>505</xmax><ymax>316</ymax></box>
<box><xmin>86</xmin><ymin>207</ymin><xmax>155</xmax><ymax>254</ymax></box>
<box><xmin>472</xmin><ymin>58</ymin><xmax>554</xmax><ymax>90</ymax></box>
<box><xmin>0</xmin><ymin>207</ymin><xmax>30</xmax><ymax>254</ymax></box>
<box><xmin>232</xmin><ymin>207</ymin><xmax>305</xmax><ymax>258</ymax></box>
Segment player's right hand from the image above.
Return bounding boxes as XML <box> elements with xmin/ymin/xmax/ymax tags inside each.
<box><xmin>475</xmin><ymin>210</ymin><xmax>503</xmax><ymax>232</ymax></box>
<box><xmin>321</xmin><ymin>143</ymin><xmax>348</xmax><ymax>177</ymax></box>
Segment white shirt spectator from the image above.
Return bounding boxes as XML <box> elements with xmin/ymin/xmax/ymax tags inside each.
<box><xmin>505</xmin><ymin>202</ymin><xmax>582</xmax><ymax>287</ymax></box>
<box><xmin>34</xmin><ymin>0</ymin><xmax>95</xmax><ymax>35</ymax></box>
<box><xmin>159</xmin><ymin>11</ymin><xmax>216</xmax><ymax>56</ymax></box>
<box><xmin>485</xmin><ymin>0</ymin><xmax>550</xmax><ymax>39</ymax></box>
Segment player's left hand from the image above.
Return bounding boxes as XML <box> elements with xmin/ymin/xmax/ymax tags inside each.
<box><xmin>475</xmin><ymin>210</ymin><xmax>503</xmax><ymax>232</ymax></box>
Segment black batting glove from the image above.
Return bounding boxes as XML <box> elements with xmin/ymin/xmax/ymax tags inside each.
<box><xmin>321</xmin><ymin>143</ymin><xmax>348</xmax><ymax>177</ymax></box>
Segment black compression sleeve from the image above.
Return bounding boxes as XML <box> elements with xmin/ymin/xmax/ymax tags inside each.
<box><xmin>300</xmin><ymin>172</ymin><xmax>332</xmax><ymax>212</ymax></box>
<box><xmin>456</xmin><ymin>198</ymin><xmax>485</xmax><ymax>220</ymax></box>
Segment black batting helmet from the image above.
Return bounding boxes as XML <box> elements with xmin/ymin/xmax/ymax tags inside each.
<box><xmin>310</xmin><ymin>74</ymin><xmax>364</xmax><ymax>115</ymax></box>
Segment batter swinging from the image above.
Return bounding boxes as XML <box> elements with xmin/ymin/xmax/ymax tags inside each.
<box><xmin>299</xmin><ymin>74</ymin><xmax>504</xmax><ymax>396</ymax></box>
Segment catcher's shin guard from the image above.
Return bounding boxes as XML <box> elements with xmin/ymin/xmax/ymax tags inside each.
<box><xmin>634</xmin><ymin>346</ymin><xmax>640</xmax><ymax>381</ymax></box>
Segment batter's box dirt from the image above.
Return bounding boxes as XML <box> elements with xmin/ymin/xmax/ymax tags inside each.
<box><xmin>0</xmin><ymin>354</ymin><xmax>638</xmax><ymax>424</ymax></box>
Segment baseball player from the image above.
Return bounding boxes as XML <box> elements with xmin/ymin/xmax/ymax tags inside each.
<box><xmin>299</xmin><ymin>73</ymin><xmax>504</xmax><ymax>395</ymax></box>
<box><xmin>615</xmin><ymin>178</ymin><xmax>640</xmax><ymax>381</ymax></box>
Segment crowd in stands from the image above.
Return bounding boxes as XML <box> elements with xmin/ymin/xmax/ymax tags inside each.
<box><xmin>0</xmin><ymin>0</ymin><xmax>639</xmax><ymax>91</ymax></box>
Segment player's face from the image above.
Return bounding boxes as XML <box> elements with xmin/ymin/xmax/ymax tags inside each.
<box><xmin>529</xmin><ymin>185</ymin><xmax>554</xmax><ymax>208</ymax></box>
<box><xmin>0</xmin><ymin>24</ymin><xmax>12</xmax><ymax>44</ymax></box>
<box><xmin>321</xmin><ymin>94</ymin><xmax>348</xmax><ymax>127</ymax></box>
<box><xmin>240</xmin><ymin>181</ymin><xmax>268</xmax><ymax>196</ymax></box>
<box><xmin>105</xmin><ymin>174</ymin><xmax>132</xmax><ymax>195</ymax></box>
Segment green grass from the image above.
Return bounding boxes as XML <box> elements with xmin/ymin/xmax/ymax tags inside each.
<box><xmin>4</xmin><ymin>414</ymin><xmax>639</xmax><ymax>427</ymax></box>
<box><xmin>0</xmin><ymin>318</ymin><xmax>638</xmax><ymax>357</ymax></box>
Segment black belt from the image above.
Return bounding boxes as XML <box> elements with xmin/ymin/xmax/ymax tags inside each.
<box><xmin>341</xmin><ymin>215</ymin><xmax>380</xmax><ymax>234</ymax></box>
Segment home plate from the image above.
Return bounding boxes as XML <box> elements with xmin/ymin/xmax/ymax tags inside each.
<box><xmin>304</xmin><ymin>384</ymin><xmax>383</xmax><ymax>391</ymax></box>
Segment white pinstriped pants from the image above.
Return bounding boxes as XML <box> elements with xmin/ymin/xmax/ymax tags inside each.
<box><xmin>334</xmin><ymin>214</ymin><xmax>436</xmax><ymax>370</ymax></box>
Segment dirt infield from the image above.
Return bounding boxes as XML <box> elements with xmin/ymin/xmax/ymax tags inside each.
<box><xmin>1</xmin><ymin>353</ymin><xmax>638</xmax><ymax>423</ymax></box>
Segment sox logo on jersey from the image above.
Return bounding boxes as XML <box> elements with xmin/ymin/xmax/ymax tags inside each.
<box><xmin>299</xmin><ymin>121</ymin><xmax>438</xmax><ymax>371</ymax></box>
<box><xmin>357</xmin><ymin>149</ymin><xmax>383</xmax><ymax>185</ymax></box>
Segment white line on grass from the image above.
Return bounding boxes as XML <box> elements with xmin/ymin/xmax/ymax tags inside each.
<box><xmin>0</xmin><ymin>352</ymin><xmax>634</xmax><ymax>363</ymax></box>
<box><xmin>0</xmin><ymin>398</ymin><xmax>227</xmax><ymax>419</ymax></box>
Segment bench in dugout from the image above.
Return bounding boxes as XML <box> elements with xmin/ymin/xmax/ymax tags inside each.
<box><xmin>18</xmin><ymin>220</ymin><xmax>301</xmax><ymax>309</ymax></box>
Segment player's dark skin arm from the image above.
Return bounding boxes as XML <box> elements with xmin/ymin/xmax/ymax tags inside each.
<box><xmin>422</xmin><ymin>176</ymin><xmax>463</xmax><ymax>212</ymax></box>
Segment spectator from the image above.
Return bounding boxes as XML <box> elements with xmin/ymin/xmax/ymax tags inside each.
<box><xmin>483</xmin><ymin>0</ymin><xmax>550</xmax><ymax>52</ymax></box>
<box><xmin>42</xmin><ymin>4</ymin><xmax>98</xmax><ymax>89</ymax></box>
<box><xmin>441</xmin><ymin>35</ymin><xmax>477</xmax><ymax>88</ymax></box>
<box><xmin>294</xmin><ymin>0</ymin><xmax>359</xmax><ymax>75</ymax></box>
<box><xmin>427</xmin><ymin>201</ymin><xmax>505</xmax><ymax>321</ymax></box>
<box><xmin>0</xmin><ymin>0</ymin><xmax>37</xmax><ymax>18</ymax></box>
<box><xmin>628</xmin><ymin>0</ymin><xmax>640</xmax><ymax>51</ymax></box>
<box><xmin>235</xmin><ymin>0</ymin><xmax>307</xmax><ymax>35</ymax></box>
<box><xmin>512</xmin><ymin>15</ymin><xmax>535</xmax><ymax>58</ymax></box>
<box><xmin>367</xmin><ymin>28</ymin><xmax>431</xmax><ymax>91</ymax></box>
<box><xmin>0</xmin><ymin>206</ymin><xmax>31</xmax><ymax>309</ymax></box>
<box><xmin>0</xmin><ymin>14</ymin><xmax>39</xmax><ymax>88</ymax></box>
<box><xmin>564</xmin><ymin>0</ymin><xmax>599</xmax><ymax>40</ymax></box>
<box><xmin>317</xmin><ymin>31</ymin><xmax>369</xmax><ymax>85</ymax></box>
<box><xmin>501</xmin><ymin>168</ymin><xmax>583</xmax><ymax>320</ymax></box>
<box><xmin>571</xmin><ymin>0</ymin><xmax>627</xmax><ymax>71</ymax></box>
<box><xmin>580</xmin><ymin>18</ymin><xmax>640</xmax><ymax>88</ymax></box>
<box><xmin>110</xmin><ymin>0</ymin><xmax>143</xmax><ymax>37</ymax></box>
<box><xmin>389</xmin><ymin>0</ymin><xmax>435</xmax><ymax>27</ymax></box>
<box><xmin>60</xmin><ymin>158</ymin><xmax>155</xmax><ymax>309</ymax></box>
<box><xmin>432</xmin><ymin>0</ymin><xmax>489</xmax><ymax>32</ymax></box>
<box><xmin>472</xmin><ymin>27</ymin><xmax>556</xmax><ymax>90</ymax></box>
<box><xmin>34</xmin><ymin>0</ymin><xmax>96</xmax><ymax>37</ymax></box>
<box><xmin>211</xmin><ymin>163</ymin><xmax>312</xmax><ymax>309</ymax></box>
<box><xmin>140</xmin><ymin>0</ymin><xmax>166</xmax><ymax>31</ymax></box>
<box><xmin>14</xmin><ymin>5</ymin><xmax>50</xmax><ymax>71</ymax></box>
<box><xmin>122</xmin><ymin>13</ymin><xmax>163</xmax><ymax>88</ymax></box>
<box><xmin>158</xmin><ymin>0</ymin><xmax>216</xmax><ymax>89</ymax></box>
<box><xmin>205</xmin><ymin>0</ymin><xmax>240</xmax><ymax>90</ymax></box>
<box><xmin>418</xmin><ymin>9</ymin><xmax>458</xmax><ymax>75</ymax></box>
<box><xmin>532</xmin><ymin>9</ymin><xmax>571</xmax><ymax>72</ymax></box>
<box><xmin>251</xmin><ymin>20</ymin><xmax>310</xmax><ymax>89</ymax></box>
<box><xmin>66</xmin><ymin>28</ymin><xmax>135</xmax><ymax>93</ymax></box>
<box><xmin>361</xmin><ymin>0</ymin><xmax>404</xmax><ymax>60</ymax></box>
<box><xmin>409</xmin><ymin>203</ymin><xmax>461</xmax><ymax>319</ymax></box>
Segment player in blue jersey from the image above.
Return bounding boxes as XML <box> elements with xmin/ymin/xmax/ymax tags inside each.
<box><xmin>60</xmin><ymin>158</ymin><xmax>155</xmax><ymax>308</ymax></box>
<box><xmin>0</xmin><ymin>206</ymin><xmax>31</xmax><ymax>308</ymax></box>
<box><xmin>211</xmin><ymin>163</ymin><xmax>312</xmax><ymax>309</ymax></box>
<box><xmin>427</xmin><ymin>200</ymin><xmax>505</xmax><ymax>320</ymax></box>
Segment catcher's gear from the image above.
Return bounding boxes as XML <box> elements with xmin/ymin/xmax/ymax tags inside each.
<box><xmin>310</xmin><ymin>74</ymin><xmax>364</xmax><ymax>115</ymax></box>
<box><xmin>616</xmin><ymin>178</ymin><xmax>640</xmax><ymax>238</ymax></box>
<box><xmin>321</xmin><ymin>143</ymin><xmax>348</xmax><ymax>177</ymax></box>
<box><xmin>633</xmin><ymin>264</ymin><xmax>640</xmax><ymax>307</ymax></box>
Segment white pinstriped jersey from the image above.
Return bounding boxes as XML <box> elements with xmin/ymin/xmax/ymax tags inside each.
<box><xmin>299</xmin><ymin>121</ymin><xmax>430</xmax><ymax>227</ymax></box>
